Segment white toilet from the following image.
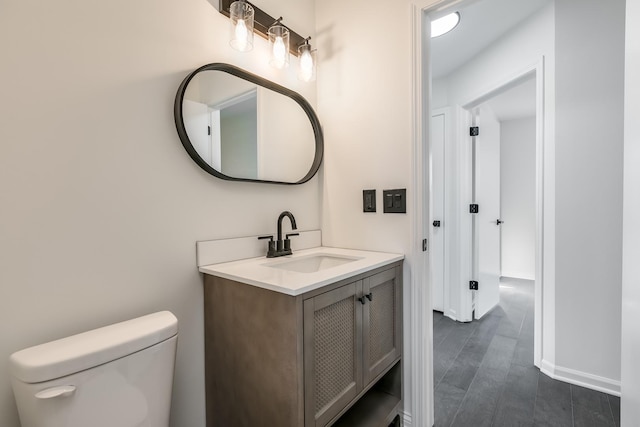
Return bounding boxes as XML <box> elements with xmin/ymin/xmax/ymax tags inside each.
<box><xmin>9</xmin><ymin>311</ymin><xmax>178</xmax><ymax>427</ymax></box>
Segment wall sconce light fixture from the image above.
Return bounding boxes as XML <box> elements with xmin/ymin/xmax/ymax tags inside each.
<box><xmin>268</xmin><ymin>19</ymin><xmax>289</xmax><ymax>69</ymax></box>
<box><xmin>220</xmin><ymin>0</ymin><xmax>316</xmax><ymax>80</ymax></box>
<box><xmin>228</xmin><ymin>0</ymin><xmax>254</xmax><ymax>52</ymax></box>
<box><xmin>298</xmin><ymin>37</ymin><xmax>316</xmax><ymax>82</ymax></box>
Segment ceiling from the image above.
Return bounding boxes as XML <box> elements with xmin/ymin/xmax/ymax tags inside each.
<box><xmin>430</xmin><ymin>0</ymin><xmax>552</xmax><ymax>79</ymax></box>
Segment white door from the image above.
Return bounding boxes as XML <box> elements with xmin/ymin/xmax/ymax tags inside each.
<box><xmin>431</xmin><ymin>111</ymin><xmax>446</xmax><ymax>312</ymax></box>
<box><xmin>473</xmin><ymin>105</ymin><xmax>501</xmax><ymax>319</ymax></box>
<box><xmin>183</xmin><ymin>100</ymin><xmax>211</xmax><ymax>164</ymax></box>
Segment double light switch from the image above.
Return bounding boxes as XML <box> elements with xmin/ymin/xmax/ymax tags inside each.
<box><xmin>362</xmin><ymin>189</ymin><xmax>406</xmax><ymax>213</ymax></box>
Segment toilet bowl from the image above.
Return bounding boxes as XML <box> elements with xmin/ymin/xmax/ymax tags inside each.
<box><xmin>9</xmin><ymin>311</ymin><xmax>178</xmax><ymax>427</ymax></box>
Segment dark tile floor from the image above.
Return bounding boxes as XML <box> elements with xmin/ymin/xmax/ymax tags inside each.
<box><xmin>433</xmin><ymin>277</ymin><xmax>620</xmax><ymax>427</ymax></box>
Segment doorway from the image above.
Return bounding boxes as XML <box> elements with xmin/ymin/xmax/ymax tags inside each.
<box><xmin>408</xmin><ymin>0</ymin><xmax>552</xmax><ymax>424</ymax></box>
<box><xmin>427</xmin><ymin>0</ymin><xmax>546</xmax><ymax>362</ymax></box>
<box><xmin>468</xmin><ymin>76</ymin><xmax>538</xmax><ymax>320</ymax></box>
<box><xmin>431</xmin><ymin>70</ymin><xmax>542</xmax><ymax>425</ymax></box>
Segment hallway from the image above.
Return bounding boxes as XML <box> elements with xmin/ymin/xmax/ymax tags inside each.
<box><xmin>433</xmin><ymin>278</ymin><xmax>620</xmax><ymax>426</ymax></box>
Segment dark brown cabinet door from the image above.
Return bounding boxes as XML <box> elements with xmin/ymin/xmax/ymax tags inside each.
<box><xmin>304</xmin><ymin>281</ymin><xmax>363</xmax><ymax>427</ymax></box>
<box><xmin>362</xmin><ymin>267</ymin><xmax>402</xmax><ymax>385</ymax></box>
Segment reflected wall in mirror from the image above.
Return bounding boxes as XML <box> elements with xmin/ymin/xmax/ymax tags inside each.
<box><xmin>174</xmin><ymin>63</ymin><xmax>323</xmax><ymax>184</ymax></box>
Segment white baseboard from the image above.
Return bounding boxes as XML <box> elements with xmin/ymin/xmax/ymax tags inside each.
<box><xmin>500</xmin><ymin>273</ymin><xmax>535</xmax><ymax>281</ymax></box>
<box><xmin>500</xmin><ymin>275</ymin><xmax>535</xmax><ymax>282</ymax></box>
<box><xmin>540</xmin><ymin>359</ymin><xmax>621</xmax><ymax>396</ymax></box>
<box><xmin>401</xmin><ymin>410</ymin><xmax>412</xmax><ymax>426</ymax></box>
<box><xmin>445</xmin><ymin>309</ymin><xmax>457</xmax><ymax>321</ymax></box>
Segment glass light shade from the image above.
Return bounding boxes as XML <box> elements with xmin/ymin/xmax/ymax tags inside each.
<box><xmin>229</xmin><ymin>1</ymin><xmax>254</xmax><ymax>52</ymax></box>
<box><xmin>297</xmin><ymin>43</ymin><xmax>316</xmax><ymax>82</ymax></box>
<box><xmin>431</xmin><ymin>12</ymin><xmax>460</xmax><ymax>38</ymax></box>
<box><xmin>268</xmin><ymin>25</ymin><xmax>290</xmax><ymax>69</ymax></box>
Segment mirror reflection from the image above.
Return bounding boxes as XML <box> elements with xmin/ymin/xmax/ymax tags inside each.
<box><xmin>177</xmin><ymin>65</ymin><xmax>321</xmax><ymax>184</ymax></box>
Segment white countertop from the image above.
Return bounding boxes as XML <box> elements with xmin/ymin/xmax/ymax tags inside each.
<box><xmin>199</xmin><ymin>247</ymin><xmax>404</xmax><ymax>296</ymax></box>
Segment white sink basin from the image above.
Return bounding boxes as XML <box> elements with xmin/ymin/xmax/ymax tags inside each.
<box><xmin>199</xmin><ymin>246</ymin><xmax>404</xmax><ymax>295</ymax></box>
<box><xmin>266</xmin><ymin>253</ymin><xmax>362</xmax><ymax>273</ymax></box>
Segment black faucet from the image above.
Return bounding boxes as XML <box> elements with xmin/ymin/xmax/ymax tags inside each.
<box><xmin>276</xmin><ymin>211</ymin><xmax>298</xmax><ymax>257</ymax></box>
<box><xmin>258</xmin><ymin>211</ymin><xmax>299</xmax><ymax>258</ymax></box>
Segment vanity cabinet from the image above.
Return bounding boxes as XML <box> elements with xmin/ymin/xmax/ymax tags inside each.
<box><xmin>203</xmin><ymin>261</ymin><xmax>402</xmax><ymax>427</ymax></box>
<box><xmin>303</xmin><ymin>268</ymin><xmax>402</xmax><ymax>426</ymax></box>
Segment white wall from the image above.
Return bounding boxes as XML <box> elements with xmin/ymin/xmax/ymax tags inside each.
<box><xmin>432</xmin><ymin>77</ymin><xmax>449</xmax><ymax>110</ymax></box>
<box><xmin>315</xmin><ymin>0</ymin><xmax>443</xmax><ymax>420</ymax></box>
<box><xmin>443</xmin><ymin>5</ymin><xmax>555</xmax><ymax>107</ymax></box>
<box><xmin>317</xmin><ymin>2</ymin><xmax>414</xmax><ymax>253</ymax></box>
<box><xmin>554</xmin><ymin>0</ymin><xmax>624</xmax><ymax>391</ymax></box>
<box><xmin>621</xmin><ymin>0</ymin><xmax>640</xmax><ymax>423</ymax></box>
<box><xmin>258</xmin><ymin>88</ymin><xmax>316</xmax><ymax>181</ymax></box>
<box><xmin>0</xmin><ymin>0</ymin><xmax>318</xmax><ymax>426</ymax></box>
<box><xmin>500</xmin><ymin>117</ymin><xmax>536</xmax><ymax>280</ymax></box>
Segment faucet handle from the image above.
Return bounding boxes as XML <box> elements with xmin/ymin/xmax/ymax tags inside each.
<box><xmin>258</xmin><ymin>235</ymin><xmax>277</xmax><ymax>258</ymax></box>
<box><xmin>283</xmin><ymin>233</ymin><xmax>299</xmax><ymax>252</ymax></box>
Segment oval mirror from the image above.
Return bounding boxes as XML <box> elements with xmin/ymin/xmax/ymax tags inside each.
<box><xmin>174</xmin><ymin>63</ymin><xmax>323</xmax><ymax>184</ymax></box>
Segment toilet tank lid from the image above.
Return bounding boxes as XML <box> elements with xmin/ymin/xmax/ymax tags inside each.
<box><xmin>9</xmin><ymin>311</ymin><xmax>178</xmax><ymax>384</ymax></box>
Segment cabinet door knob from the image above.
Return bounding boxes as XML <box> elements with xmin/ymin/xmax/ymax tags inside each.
<box><xmin>358</xmin><ymin>296</ymin><xmax>367</xmax><ymax>305</ymax></box>
<box><xmin>365</xmin><ymin>293</ymin><xmax>373</xmax><ymax>301</ymax></box>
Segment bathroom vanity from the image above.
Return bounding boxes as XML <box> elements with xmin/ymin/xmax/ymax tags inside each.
<box><xmin>199</xmin><ymin>247</ymin><xmax>404</xmax><ymax>427</ymax></box>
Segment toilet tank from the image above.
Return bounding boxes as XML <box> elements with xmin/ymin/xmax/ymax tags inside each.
<box><xmin>9</xmin><ymin>311</ymin><xmax>178</xmax><ymax>427</ymax></box>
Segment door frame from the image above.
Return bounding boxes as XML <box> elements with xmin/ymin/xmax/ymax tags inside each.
<box><xmin>409</xmin><ymin>2</ymin><xmax>546</xmax><ymax>424</ymax></box>
<box><xmin>458</xmin><ymin>60</ymin><xmax>545</xmax><ymax>367</ymax></box>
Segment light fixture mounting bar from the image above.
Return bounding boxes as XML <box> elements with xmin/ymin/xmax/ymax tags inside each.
<box><xmin>220</xmin><ymin>0</ymin><xmax>306</xmax><ymax>57</ymax></box>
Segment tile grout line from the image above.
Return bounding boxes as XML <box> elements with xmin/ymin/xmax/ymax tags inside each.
<box><xmin>447</xmin><ymin>316</ymin><xmax>506</xmax><ymax>427</ymax></box>
<box><xmin>607</xmin><ymin>394</ymin><xmax>617</xmax><ymax>427</ymax></box>
<box><xmin>488</xmin><ymin>360</ymin><xmax>514</xmax><ymax>426</ymax></box>
<box><xmin>436</xmin><ymin>319</ymin><xmax>458</xmax><ymax>347</ymax></box>
<box><xmin>489</xmin><ymin>313</ymin><xmax>536</xmax><ymax>427</ymax></box>
<box><xmin>515</xmin><ymin>304</ymin><xmax>528</xmax><ymax>338</ymax></box>
<box><xmin>435</xmin><ymin>321</ymin><xmax>480</xmax><ymax>390</ymax></box>
<box><xmin>570</xmin><ymin>385</ymin><xmax>575</xmax><ymax>427</ymax></box>
<box><xmin>530</xmin><ymin>366</ymin><xmax>542</xmax><ymax>425</ymax></box>
<box><xmin>447</xmin><ymin>332</ymin><xmax>487</xmax><ymax>427</ymax></box>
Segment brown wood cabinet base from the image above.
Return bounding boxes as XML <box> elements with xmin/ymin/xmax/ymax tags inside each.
<box><xmin>331</xmin><ymin>360</ymin><xmax>402</xmax><ymax>427</ymax></box>
<box><xmin>203</xmin><ymin>261</ymin><xmax>403</xmax><ymax>427</ymax></box>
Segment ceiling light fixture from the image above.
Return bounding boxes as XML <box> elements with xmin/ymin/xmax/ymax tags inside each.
<box><xmin>431</xmin><ymin>12</ymin><xmax>460</xmax><ymax>38</ymax></box>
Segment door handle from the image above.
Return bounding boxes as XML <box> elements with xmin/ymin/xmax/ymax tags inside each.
<box><xmin>496</xmin><ymin>219</ymin><xmax>504</xmax><ymax>225</ymax></box>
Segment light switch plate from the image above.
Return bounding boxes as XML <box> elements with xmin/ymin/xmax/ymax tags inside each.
<box><xmin>383</xmin><ymin>189</ymin><xmax>406</xmax><ymax>213</ymax></box>
<box><xmin>363</xmin><ymin>189</ymin><xmax>376</xmax><ymax>212</ymax></box>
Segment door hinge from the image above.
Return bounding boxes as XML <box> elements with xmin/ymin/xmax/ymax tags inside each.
<box><xmin>470</xmin><ymin>126</ymin><xmax>479</xmax><ymax>136</ymax></box>
<box><xmin>422</xmin><ymin>238</ymin><xmax>428</xmax><ymax>252</ymax></box>
<box><xmin>469</xmin><ymin>280</ymin><xmax>479</xmax><ymax>290</ymax></box>
<box><xmin>469</xmin><ymin>204</ymin><xmax>479</xmax><ymax>213</ymax></box>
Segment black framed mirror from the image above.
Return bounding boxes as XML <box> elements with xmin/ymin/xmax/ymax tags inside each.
<box><xmin>174</xmin><ymin>63</ymin><xmax>323</xmax><ymax>185</ymax></box>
